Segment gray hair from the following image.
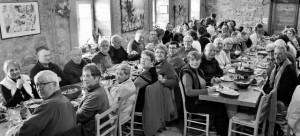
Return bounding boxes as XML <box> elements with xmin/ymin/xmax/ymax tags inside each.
<box><xmin>71</xmin><ymin>47</ymin><xmax>82</xmax><ymax>54</ymax></box>
<box><xmin>223</xmin><ymin>38</ymin><xmax>233</xmax><ymax>45</ymax></box>
<box><xmin>266</xmin><ymin>43</ymin><xmax>275</xmax><ymax>51</ymax></box>
<box><xmin>117</xmin><ymin>64</ymin><xmax>131</xmax><ymax>76</ymax></box>
<box><xmin>204</xmin><ymin>43</ymin><xmax>215</xmax><ymax>51</ymax></box>
<box><xmin>274</xmin><ymin>43</ymin><xmax>288</xmax><ymax>54</ymax></box>
<box><xmin>213</xmin><ymin>37</ymin><xmax>224</xmax><ymax>47</ymax></box>
<box><xmin>34</xmin><ymin>70</ymin><xmax>60</xmax><ymax>90</ymax></box>
<box><xmin>111</xmin><ymin>34</ymin><xmax>122</xmax><ymax>44</ymax></box>
<box><xmin>154</xmin><ymin>44</ymin><xmax>168</xmax><ymax>57</ymax></box>
<box><xmin>99</xmin><ymin>39</ymin><xmax>110</xmax><ymax>47</ymax></box>
<box><xmin>3</xmin><ymin>60</ymin><xmax>21</xmax><ymax>74</ymax></box>
<box><xmin>183</xmin><ymin>35</ymin><xmax>193</xmax><ymax>42</ymax></box>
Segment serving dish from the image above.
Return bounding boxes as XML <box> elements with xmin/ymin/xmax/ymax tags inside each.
<box><xmin>219</xmin><ymin>90</ymin><xmax>240</xmax><ymax>99</ymax></box>
<box><xmin>234</xmin><ymin>79</ymin><xmax>252</xmax><ymax>89</ymax></box>
<box><xmin>61</xmin><ymin>85</ymin><xmax>82</xmax><ymax>100</ymax></box>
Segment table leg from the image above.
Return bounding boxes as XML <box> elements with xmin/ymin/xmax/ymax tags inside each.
<box><xmin>225</xmin><ymin>104</ymin><xmax>237</xmax><ymax>118</ymax></box>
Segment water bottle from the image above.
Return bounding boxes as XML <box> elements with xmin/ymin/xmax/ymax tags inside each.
<box><xmin>20</xmin><ymin>101</ymin><xmax>28</xmax><ymax>120</ymax></box>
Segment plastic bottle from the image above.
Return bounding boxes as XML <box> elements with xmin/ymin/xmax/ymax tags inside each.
<box><xmin>20</xmin><ymin>101</ymin><xmax>28</xmax><ymax>120</ymax></box>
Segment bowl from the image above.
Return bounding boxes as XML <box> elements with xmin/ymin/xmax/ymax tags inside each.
<box><xmin>61</xmin><ymin>85</ymin><xmax>82</xmax><ymax>100</ymax></box>
<box><xmin>236</xmin><ymin>67</ymin><xmax>254</xmax><ymax>76</ymax></box>
<box><xmin>234</xmin><ymin>79</ymin><xmax>251</xmax><ymax>89</ymax></box>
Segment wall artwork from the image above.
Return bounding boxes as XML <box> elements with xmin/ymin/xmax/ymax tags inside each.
<box><xmin>0</xmin><ymin>2</ymin><xmax>40</xmax><ymax>39</ymax></box>
<box><xmin>120</xmin><ymin>0</ymin><xmax>145</xmax><ymax>33</ymax></box>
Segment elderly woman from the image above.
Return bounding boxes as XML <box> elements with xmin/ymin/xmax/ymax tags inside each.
<box><xmin>180</xmin><ymin>51</ymin><xmax>228</xmax><ymax>136</ymax></box>
<box><xmin>92</xmin><ymin>39</ymin><xmax>113</xmax><ymax>73</ymax></box>
<box><xmin>0</xmin><ymin>60</ymin><xmax>39</xmax><ymax>107</ymax></box>
<box><xmin>77</xmin><ymin>63</ymin><xmax>110</xmax><ymax>136</ymax></box>
<box><xmin>283</xmin><ymin>28</ymin><xmax>300</xmax><ymax>57</ymax></box>
<box><xmin>223</xmin><ymin>38</ymin><xmax>233</xmax><ymax>60</ymax></box>
<box><xmin>107</xmin><ymin>64</ymin><xmax>136</xmax><ymax>123</ymax></box>
<box><xmin>154</xmin><ymin>44</ymin><xmax>178</xmax><ymax>121</ymax></box>
<box><xmin>214</xmin><ymin>38</ymin><xmax>231</xmax><ymax>69</ymax></box>
<box><xmin>134</xmin><ymin>50</ymin><xmax>158</xmax><ymax>112</ymax></box>
<box><xmin>179</xmin><ymin>36</ymin><xmax>198</xmax><ymax>61</ymax></box>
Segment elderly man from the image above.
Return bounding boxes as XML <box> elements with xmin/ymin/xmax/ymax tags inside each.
<box><xmin>16</xmin><ymin>70</ymin><xmax>76</xmax><ymax>136</ymax></box>
<box><xmin>77</xmin><ymin>63</ymin><xmax>110</xmax><ymax>136</ymax></box>
<box><xmin>92</xmin><ymin>39</ymin><xmax>113</xmax><ymax>73</ymax></box>
<box><xmin>200</xmin><ymin>43</ymin><xmax>223</xmax><ymax>85</ymax></box>
<box><xmin>127</xmin><ymin>30</ymin><xmax>145</xmax><ymax>60</ymax></box>
<box><xmin>263</xmin><ymin>44</ymin><xmax>297</xmax><ymax>136</ymax></box>
<box><xmin>108</xmin><ymin>34</ymin><xmax>128</xmax><ymax>64</ymax></box>
<box><xmin>167</xmin><ymin>41</ymin><xmax>185</xmax><ymax>74</ymax></box>
<box><xmin>178</xmin><ymin>36</ymin><xmax>198</xmax><ymax>62</ymax></box>
<box><xmin>63</xmin><ymin>48</ymin><xmax>87</xmax><ymax>84</ymax></box>
<box><xmin>147</xmin><ymin>30</ymin><xmax>159</xmax><ymax>46</ymax></box>
<box><xmin>30</xmin><ymin>46</ymin><xmax>68</xmax><ymax>86</ymax></box>
<box><xmin>266</xmin><ymin>43</ymin><xmax>276</xmax><ymax>77</ymax></box>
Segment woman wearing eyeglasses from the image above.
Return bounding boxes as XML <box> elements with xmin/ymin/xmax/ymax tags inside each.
<box><xmin>0</xmin><ymin>60</ymin><xmax>40</xmax><ymax>108</ymax></box>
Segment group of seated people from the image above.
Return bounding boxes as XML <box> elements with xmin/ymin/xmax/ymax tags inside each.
<box><xmin>1</xmin><ymin>15</ymin><xmax>300</xmax><ymax>136</ymax></box>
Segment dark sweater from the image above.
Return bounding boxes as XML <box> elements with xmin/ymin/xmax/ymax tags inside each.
<box><xmin>30</xmin><ymin>61</ymin><xmax>68</xmax><ymax>86</ymax></box>
<box><xmin>199</xmin><ymin>36</ymin><xmax>211</xmax><ymax>52</ymax></box>
<box><xmin>263</xmin><ymin>64</ymin><xmax>297</xmax><ymax>107</ymax></box>
<box><xmin>162</xmin><ymin>30</ymin><xmax>173</xmax><ymax>44</ymax></box>
<box><xmin>63</xmin><ymin>59</ymin><xmax>87</xmax><ymax>84</ymax></box>
<box><xmin>108</xmin><ymin>46</ymin><xmax>128</xmax><ymax>64</ymax></box>
<box><xmin>199</xmin><ymin>54</ymin><xmax>223</xmax><ymax>84</ymax></box>
<box><xmin>0</xmin><ymin>78</ymin><xmax>40</xmax><ymax>107</ymax></box>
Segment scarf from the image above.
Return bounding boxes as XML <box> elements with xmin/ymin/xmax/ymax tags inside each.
<box><xmin>268</xmin><ymin>58</ymin><xmax>291</xmax><ymax>136</ymax></box>
<box><xmin>0</xmin><ymin>74</ymin><xmax>34</xmax><ymax>98</ymax></box>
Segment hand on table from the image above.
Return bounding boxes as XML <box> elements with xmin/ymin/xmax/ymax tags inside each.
<box><xmin>211</xmin><ymin>77</ymin><xmax>221</xmax><ymax>84</ymax></box>
<box><xmin>207</xmin><ymin>86</ymin><xmax>216</xmax><ymax>94</ymax></box>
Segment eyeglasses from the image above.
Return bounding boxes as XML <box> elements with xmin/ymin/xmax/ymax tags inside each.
<box><xmin>34</xmin><ymin>81</ymin><xmax>54</xmax><ymax>89</ymax></box>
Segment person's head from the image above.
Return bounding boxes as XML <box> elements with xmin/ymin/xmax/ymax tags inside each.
<box><xmin>183</xmin><ymin>36</ymin><xmax>193</xmax><ymax>50</ymax></box>
<box><xmin>266</xmin><ymin>43</ymin><xmax>275</xmax><ymax>59</ymax></box>
<box><xmin>34</xmin><ymin>70</ymin><xmax>60</xmax><ymax>100</ymax></box>
<box><xmin>283</xmin><ymin>28</ymin><xmax>297</xmax><ymax>40</ymax></box>
<box><xmin>140</xmin><ymin>50</ymin><xmax>155</xmax><ymax>69</ymax></box>
<box><xmin>187</xmin><ymin>51</ymin><xmax>202</xmax><ymax>69</ymax></box>
<box><xmin>274</xmin><ymin>44</ymin><xmax>288</xmax><ymax>64</ymax></box>
<box><xmin>149</xmin><ymin>30</ymin><xmax>158</xmax><ymax>42</ymax></box>
<box><xmin>213</xmin><ymin>37</ymin><xmax>224</xmax><ymax>53</ymax></box>
<box><xmin>204</xmin><ymin>43</ymin><xmax>216</xmax><ymax>60</ymax></box>
<box><xmin>211</xmin><ymin>13</ymin><xmax>216</xmax><ymax>19</ymax></box>
<box><xmin>173</xmin><ymin>33</ymin><xmax>184</xmax><ymax>43</ymax></box>
<box><xmin>188</xmin><ymin>20</ymin><xmax>194</xmax><ymax>29</ymax></box>
<box><xmin>277</xmin><ymin>35</ymin><xmax>290</xmax><ymax>44</ymax></box>
<box><xmin>181</xmin><ymin>22</ymin><xmax>189</xmax><ymax>31</ymax></box>
<box><xmin>82</xmin><ymin>63</ymin><xmax>101</xmax><ymax>88</ymax></box>
<box><xmin>36</xmin><ymin>46</ymin><xmax>51</xmax><ymax>64</ymax></box>
<box><xmin>154</xmin><ymin>44</ymin><xmax>168</xmax><ymax>62</ymax></box>
<box><xmin>111</xmin><ymin>34</ymin><xmax>122</xmax><ymax>49</ymax></box>
<box><xmin>3</xmin><ymin>60</ymin><xmax>21</xmax><ymax>79</ymax></box>
<box><xmin>176</xmin><ymin>25</ymin><xmax>184</xmax><ymax>33</ymax></box>
<box><xmin>70</xmin><ymin>48</ymin><xmax>82</xmax><ymax>65</ymax></box>
<box><xmin>155</xmin><ymin>28</ymin><xmax>165</xmax><ymax>40</ymax></box>
<box><xmin>116</xmin><ymin>64</ymin><xmax>130</xmax><ymax>83</ymax></box>
<box><xmin>254</xmin><ymin>23</ymin><xmax>264</xmax><ymax>35</ymax></box>
<box><xmin>135</xmin><ymin>30</ymin><xmax>144</xmax><ymax>43</ymax></box>
<box><xmin>186</xmin><ymin>30</ymin><xmax>198</xmax><ymax>41</ymax></box>
<box><xmin>99</xmin><ymin>39</ymin><xmax>110</xmax><ymax>53</ymax></box>
<box><xmin>221</xmin><ymin>24</ymin><xmax>229</xmax><ymax>34</ymax></box>
<box><xmin>145</xmin><ymin>43</ymin><xmax>155</xmax><ymax>51</ymax></box>
<box><xmin>223</xmin><ymin>38</ymin><xmax>233</xmax><ymax>52</ymax></box>
<box><xmin>240</xmin><ymin>31</ymin><xmax>249</xmax><ymax>42</ymax></box>
<box><xmin>168</xmin><ymin>41</ymin><xmax>180</xmax><ymax>55</ymax></box>
<box><xmin>231</xmin><ymin>31</ymin><xmax>241</xmax><ymax>44</ymax></box>
<box><xmin>166</xmin><ymin>23</ymin><xmax>173</xmax><ymax>32</ymax></box>
<box><xmin>197</xmin><ymin>26</ymin><xmax>207</xmax><ymax>36</ymax></box>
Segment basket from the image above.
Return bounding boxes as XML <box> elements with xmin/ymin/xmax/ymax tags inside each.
<box><xmin>60</xmin><ymin>85</ymin><xmax>82</xmax><ymax>100</ymax></box>
<box><xmin>234</xmin><ymin>79</ymin><xmax>251</xmax><ymax>89</ymax></box>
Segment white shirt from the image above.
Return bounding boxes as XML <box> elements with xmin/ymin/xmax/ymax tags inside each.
<box><xmin>215</xmin><ymin>50</ymin><xmax>231</xmax><ymax>69</ymax></box>
<box><xmin>192</xmin><ymin>40</ymin><xmax>202</xmax><ymax>54</ymax></box>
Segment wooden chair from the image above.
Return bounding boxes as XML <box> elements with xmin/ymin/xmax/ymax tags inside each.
<box><xmin>179</xmin><ymin>81</ymin><xmax>210</xmax><ymax>136</ymax></box>
<box><xmin>118</xmin><ymin>88</ymin><xmax>139</xmax><ymax>136</ymax></box>
<box><xmin>95</xmin><ymin>103</ymin><xmax>120</xmax><ymax>136</ymax></box>
<box><xmin>228</xmin><ymin>93</ymin><xmax>272</xmax><ymax>136</ymax></box>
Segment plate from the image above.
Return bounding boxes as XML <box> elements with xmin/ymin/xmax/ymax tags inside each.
<box><xmin>228</xmin><ymin>69</ymin><xmax>235</xmax><ymax>73</ymax></box>
<box><xmin>220</xmin><ymin>76</ymin><xmax>235</xmax><ymax>82</ymax></box>
<box><xmin>257</xmin><ymin>63</ymin><xmax>269</xmax><ymax>69</ymax></box>
<box><xmin>220</xmin><ymin>90</ymin><xmax>240</xmax><ymax>99</ymax></box>
<box><xmin>254</xmin><ymin>68</ymin><xmax>266</xmax><ymax>76</ymax></box>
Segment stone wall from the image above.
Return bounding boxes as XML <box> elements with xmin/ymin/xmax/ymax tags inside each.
<box><xmin>205</xmin><ymin>0</ymin><xmax>265</xmax><ymax>27</ymax></box>
<box><xmin>0</xmin><ymin>0</ymin><xmax>71</xmax><ymax>79</ymax></box>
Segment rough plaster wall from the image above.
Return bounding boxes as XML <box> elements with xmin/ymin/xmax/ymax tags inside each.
<box><xmin>205</xmin><ymin>0</ymin><xmax>264</xmax><ymax>27</ymax></box>
<box><xmin>0</xmin><ymin>0</ymin><xmax>71</xmax><ymax>79</ymax></box>
<box><xmin>173</xmin><ymin>0</ymin><xmax>189</xmax><ymax>26</ymax></box>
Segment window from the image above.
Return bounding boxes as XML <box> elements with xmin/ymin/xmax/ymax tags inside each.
<box><xmin>76</xmin><ymin>1</ymin><xmax>93</xmax><ymax>47</ymax></box>
<box><xmin>189</xmin><ymin>0</ymin><xmax>200</xmax><ymax>20</ymax></box>
<box><xmin>152</xmin><ymin>0</ymin><xmax>169</xmax><ymax>28</ymax></box>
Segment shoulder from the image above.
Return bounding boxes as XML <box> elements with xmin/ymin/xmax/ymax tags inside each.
<box><xmin>128</xmin><ymin>40</ymin><xmax>135</xmax><ymax>46</ymax></box>
<box><xmin>250</xmin><ymin>33</ymin><xmax>256</xmax><ymax>39</ymax></box>
<box><xmin>63</xmin><ymin>61</ymin><xmax>72</xmax><ymax>69</ymax></box>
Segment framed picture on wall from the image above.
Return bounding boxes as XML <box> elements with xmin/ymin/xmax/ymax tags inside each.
<box><xmin>0</xmin><ymin>2</ymin><xmax>41</xmax><ymax>39</ymax></box>
<box><xmin>159</xmin><ymin>5</ymin><xmax>168</xmax><ymax>14</ymax></box>
<box><xmin>120</xmin><ymin>0</ymin><xmax>145</xmax><ymax>33</ymax></box>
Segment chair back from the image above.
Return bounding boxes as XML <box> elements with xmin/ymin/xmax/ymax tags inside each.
<box><xmin>178</xmin><ymin>81</ymin><xmax>187</xmax><ymax>116</ymax></box>
<box><xmin>255</xmin><ymin>93</ymin><xmax>272</xmax><ymax>124</ymax></box>
<box><xmin>118</xmin><ymin>87</ymin><xmax>139</xmax><ymax>136</ymax></box>
<box><xmin>95</xmin><ymin>103</ymin><xmax>120</xmax><ymax>136</ymax></box>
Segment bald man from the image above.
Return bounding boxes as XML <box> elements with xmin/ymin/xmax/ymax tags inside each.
<box><xmin>200</xmin><ymin>43</ymin><xmax>223</xmax><ymax>85</ymax></box>
<box><xmin>63</xmin><ymin>48</ymin><xmax>87</xmax><ymax>84</ymax></box>
<box><xmin>16</xmin><ymin>70</ymin><xmax>76</xmax><ymax>136</ymax></box>
<box><xmin>108</xmin><ymin>34</ymin><xmax>128</xmax><ymax>64</ymax></box>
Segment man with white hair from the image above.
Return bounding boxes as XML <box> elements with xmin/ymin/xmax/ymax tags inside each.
<box><xmin>63</xmin><ymin>48</ymin><xmax>88</xmax><ymax>84</ymax></box>
<box><xmin>127</xmin><ymin>30</ymin><xmax>145</xmax><ymax>60</ymax></box>
<box><xmin>178</xmin><ymin>35</ymin><xmax>198</xmax><ymax>61</ymax></box>
<box><xmin>263</xmin><ymin>44</ymin><xmax>297</xmax><ymax>136</ymax></box>
<box><xmin>108</xmin><ymin>34</ymin><xmax>129</xmax><ymax>64</ymax></box>
<box><xmin>200</xmin><ymin>43</ymin><xmax>223</xmax><ymax>85</ymax></box>
<box><xmin>16</xmin><ymin>70</ymin><xmax>76</xmax><ymax>136</ymax></box>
